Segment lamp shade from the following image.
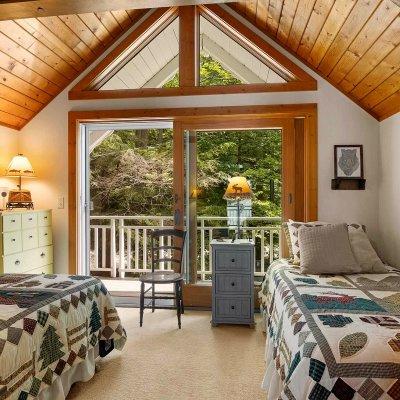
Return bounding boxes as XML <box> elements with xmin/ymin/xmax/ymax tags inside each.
<box><xmin>5</xmin><ymin>154</ymin><xmax>35</xmax><ymax>178</ymax></box>
<box><xmin>223</xmin><ymin>176</ymin><xmax>253</xmax><ymax>200</ymax></box>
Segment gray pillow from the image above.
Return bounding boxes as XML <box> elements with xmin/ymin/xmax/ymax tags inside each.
<box><xmin>299</xmin><ymin>223</ymin><xmax>361</xmax><ymax>274</ymax></box>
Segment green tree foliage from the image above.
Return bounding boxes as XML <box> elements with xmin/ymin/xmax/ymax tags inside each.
<box><xmin>90</xmin><ymin>54</ymin><xmax>281</xmax><ymax>218</ymax></box>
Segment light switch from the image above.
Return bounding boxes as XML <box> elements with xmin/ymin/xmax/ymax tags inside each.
<box><xmin>58</xmin><ymin>196</ymin><xmax>64</xmax><ymax>209</ymax></box>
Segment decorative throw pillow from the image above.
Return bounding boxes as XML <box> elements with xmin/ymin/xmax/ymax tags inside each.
<box><xmin>298</xmin><ymin>223</ymin><xmax>361</xmax><ymax>274</ymax></box>
<box><xmin>348</xmin><ymin>225</ymin><xmax>388</xmax><ymax>273</ymax></box>
<box><xmin>287</xmin><ymin>220</ymin><xmax>326</xmax><ymax>265</ymax></box>
<box><xmin>282</xmin><ymin>222</ymin><xmax>294</xmax><ymax>260</ymax></box>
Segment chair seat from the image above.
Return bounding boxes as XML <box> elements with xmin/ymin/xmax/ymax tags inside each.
<box><xmin>139</xmin><ymin>271</ymin><xmax>184</xmax><ymax>284</ymax></box>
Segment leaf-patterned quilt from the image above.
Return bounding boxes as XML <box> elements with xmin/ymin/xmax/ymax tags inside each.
<box><xmin>0</xmin><ymin>273</ymin><xmax>127</xmax><ymax>399</ymax></box>
<box><xmin>259</xmin><ymin>260</ymin><xmax>400</xmax><ymax>400</ymax></box>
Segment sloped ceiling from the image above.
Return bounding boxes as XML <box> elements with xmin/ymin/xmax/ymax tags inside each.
<box><xmin>0</xmin><ymin>9</ymin><xmax>146</xmax><ymax>130</ymax></box>
<box><xmin>0</xmin><ymin>1</ymin><xmax>399</xmax><ymax>130</ymax></box>
<box><xmin>230</xmin><ymin>0</ymin><xmax>400</xmax><ymax>121</ymax></box>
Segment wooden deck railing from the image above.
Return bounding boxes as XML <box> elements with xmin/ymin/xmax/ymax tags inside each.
<box><xmin>89</xmin><ymin>215</ymin><xmax>281</xmax><ymax>279</ymax></box>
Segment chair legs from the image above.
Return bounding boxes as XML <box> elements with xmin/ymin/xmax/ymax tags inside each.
<box><xmin>140</xmin><ymin>282</ymin><xmax>144</xmax><ymax>327</ymax></box>
<box><xmin>180</xmin><ymin>281</ymin><xmax>184</xmax><ymax>315</ymax></box>
<box><xmin>151</xmin><ymin>283</ymin><xmax>155</xmax><ymax>313</ymax></box>
<box><xmin>175</xmin><ymin>282</ymin><xmax>182</xmax><ymax>329</ymax></box>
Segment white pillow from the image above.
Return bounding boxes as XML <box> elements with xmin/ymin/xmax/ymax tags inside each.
<box><xmin>348</xmin><ymin>226</ymin><xmax>388</xmax><ymax>273</ymax></box>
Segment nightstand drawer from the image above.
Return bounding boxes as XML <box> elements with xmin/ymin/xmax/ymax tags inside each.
<box><xmin>3</xmin><ymin>252</ymin><xmax>24</xmax><ymax>272</ymax></box>
<box><xmin>38</xmin><ymin>226</ymin><xmax>52</xmax><ymax>247</ymax></box>
<box><xmin>215</xmin><ymin>250</ymin><xmax>251</xmax><ymax>272</ymax></box>
<box><xmin>215</xmin><ymin>274</ymin><xmax>251</xmax><ymax>295</ymax></box>
<box><xmin>2</xmin><ymin>214</ymin><xmax>21</xmax><ymax>232</ymax></box>
<box><xmin>37</xmin><ymin>211</ymin><xmax>51</xmax><ymax>227</ymax></box>
<box><xmin>22</xmin><ymin>228</ymin><xmax>38</xmax><ymax>251</ymax></box>
<box><xmin>214</xmin><ymin>297</ymin><xmax>251</xmax><ymax>320</ymax></box>
<box><xmin>3</xmin><ymin>231</ymin><xmax>22</xmax><ymax>255</ymax></box>
<box><xmin>22</xmin><ymin>212</ymin><xmax>38</xmax><ymax>229</ymax></box>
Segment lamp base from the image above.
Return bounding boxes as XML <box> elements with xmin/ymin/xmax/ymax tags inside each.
<box><xmin>7</xmin><ymin>189</ymin><xmax>34</xmax><ymax>210</ymax></box>
<box><xmin>6</xmin><ymin>202</ymin><xmax>34</xmax><ymax>210</ymax></box>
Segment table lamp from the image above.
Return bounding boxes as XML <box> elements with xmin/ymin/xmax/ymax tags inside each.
<box><xmin>223</xmin><ymin>176</ymin><xmax>253</xmax><ymax>240</ymax></box>
<box><xmin>5</xmin><ymin>154</ymin><xmax>35</xmax><ymax>209</ymax></box>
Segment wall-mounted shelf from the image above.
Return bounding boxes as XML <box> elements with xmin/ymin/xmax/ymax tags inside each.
<box><xmin>331</xmin><ymin>178</ymin><xmax>365</xmax><ymax>190</ymax></box>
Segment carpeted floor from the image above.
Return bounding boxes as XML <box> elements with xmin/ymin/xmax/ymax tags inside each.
<box><xmin>68</xmin><ymin>308</ymin><xmax>266</xmax><ymax>400</ymax></box>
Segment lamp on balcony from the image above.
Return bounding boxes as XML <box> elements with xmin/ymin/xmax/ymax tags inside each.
<box><xmin>5</xmin><ymin>154</ymin><xmax>35</xmax><ymax>209</ymax></box>
<box><xmin>223</xmin><ymin>176</ymin><xmax>253</xmax><ymax>240</ymax></box>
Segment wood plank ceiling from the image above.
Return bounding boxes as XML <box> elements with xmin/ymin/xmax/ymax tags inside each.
<box><xmin>0</xmin><ymin>1</ymin><xmax>399</xmax><ymax>130</ymax></box>
<box><xmin>0</xmin><ymin>9</ymin><xmax>145</xmax><ymax>130</ymax></box>
<box><xmin>230</xmin><ymin>0</ymin><xmax>400</xmax><ymax>121</ymax></box>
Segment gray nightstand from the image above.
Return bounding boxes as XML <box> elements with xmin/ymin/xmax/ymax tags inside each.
<box><xmin>211</xmin><ymin>239</ymin><xmax>255</xmax><ymax>327</ymax></box>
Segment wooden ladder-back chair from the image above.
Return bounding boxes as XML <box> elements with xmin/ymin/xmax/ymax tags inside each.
<box><xmin>139</xmin><ymin>229</ymin><xmax>186</xmax><ymax>329</ymax></box>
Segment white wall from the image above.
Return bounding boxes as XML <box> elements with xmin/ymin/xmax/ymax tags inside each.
<box><xmin>15</xmin><ymin>7</ymin><xmax>380</xmax><ymax>273</ymax></box>
<box><xmin>378</xmin><ymin>113</ymin><xmax>400</xmax><ymax>266</ymax></box>
<box><xmin>0</xmin><ymin>127</ymin><xmax>19</xmax><ymax>208</ymax></box>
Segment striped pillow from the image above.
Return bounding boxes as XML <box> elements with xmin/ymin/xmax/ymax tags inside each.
<box><xmin>287</xmin><ymin>220</ymin><xmax>366</xmax><ymax>265</ymax></box>
<box><xmin>287</xmin><ymin>220</ymin><xmax>327</xmax><ymax>265</ymax></box>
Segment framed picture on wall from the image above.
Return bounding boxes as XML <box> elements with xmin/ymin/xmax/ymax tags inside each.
<box><xmin>334</xmin><ymin>145</ymin><xmax>364</xmax><ymax>179</ymax></box>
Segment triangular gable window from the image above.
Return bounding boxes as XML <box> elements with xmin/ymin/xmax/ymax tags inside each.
<box><xmin>101</xmin><ymin>16</ymin><xmax>179</xmax><ymax>90</ymax></box>
<box><xmin>199</xmin><ymin>15</ymin><xmax>286</xmax><ymax>86</ymax></box>
<box><xmin>69</xmin><ymin>5</ymin><xmax>316</xmax><ymax>99</ymax></box>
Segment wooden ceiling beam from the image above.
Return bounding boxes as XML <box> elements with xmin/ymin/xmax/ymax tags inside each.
<box><xmin>0</xmin><ymin>0</ymin><xmax>235</xmax><ymax>21</ymax></box>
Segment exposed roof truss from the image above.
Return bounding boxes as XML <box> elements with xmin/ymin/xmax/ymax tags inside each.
<box><xmin>69</xmin><ymin>5</ymin><xmax>317</xmax><ymax>100</ymax></box>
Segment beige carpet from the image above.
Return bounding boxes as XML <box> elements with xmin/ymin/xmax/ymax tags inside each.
<box><xmin>68</xmin><ymin>308</ymin><xmax>267</xmax><ymax>400</ymax></box>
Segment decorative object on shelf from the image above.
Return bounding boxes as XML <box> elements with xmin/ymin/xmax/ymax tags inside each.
<box><xmin>0</xmin><ymin>187</ymin><xmax>8</xmax><ymax>210</ymax></box>
<box><xmin>223</xmin><ymin>176</ymin><xmax>253</xmax><ymax>239</ymax></box>
<box><xmin>4</xmin><ymin>154</ymin><xmax>35</xmax><ymax>209</ymax></box>
<box><xmin>332</xmin><ymin>145</ymin><xmax>365</xmax><ymax>190</ymax></box>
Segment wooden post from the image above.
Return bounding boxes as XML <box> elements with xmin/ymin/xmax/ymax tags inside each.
<box><xmin>173</xmin><ymin>121</ymin><xmax>185</xmax><ymax>274</ymax></box>
<box><xmin>179</xmin><ymin>5</ymin><xmax>199</xmax><ymax>87</ymax></box>
<box><xmin>188</xmin><ymin>130</ymin><xmax>197</xmax><ymax>283</ymax></box>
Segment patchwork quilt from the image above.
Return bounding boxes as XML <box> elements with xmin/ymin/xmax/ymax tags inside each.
<box><xmin>0</xmin><ymin>273</ymin><xmax>127</xmax><ymax>399</ymax></box>
<box><xmin>259</xmin><ymin>260</ymin><xmax>400</xmax><ymax>400</ymax></box>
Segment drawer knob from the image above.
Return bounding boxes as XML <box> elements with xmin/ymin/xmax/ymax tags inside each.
<box><xmin>11</xmin><ymin>219</ymin><xmax>15</xmax><ymax>223</ymax></box>
<box><xmin>40</xmin><ymin>253</ymin><xmax>45</xmax><ymax>257</ymax></box>
<box><xmin>15</xmin><ymin>260</ymin><xmax>20</xmax><ymax>265</ymax></box>
<box><xmin>231</xmin><ymin>282</ymin><xmax>235</xmax><ymax>286</ymax></box>
<box><xmin>231</xmin><ymin>258</ymin><xmax>235</xmax><ymax>262</ymax></box>
<box><xmin>231</xmin><ymin>305</ymin><xmax>235</xmax><ymax>310</ymax></box>
<box><xmin>44</xmin><ymin>216</ymin><xmax>48</xmax><ymax>219</ymax></box>
<box><xmin>29</xmin><ymin>218</ymin><xmax>32</xmax><ymax>221</ymax></box>
<box><xmin>44</xmin><ymin>233</ymin><xmax>48</xmax><ymax>236</ymax></box>
<box><xmin>29</xmin><ymin>235</ymin><xmax>33</xmax><ymax>239</ymax></box>
<box><xmin>11</xmin><ymin>238</ymin><xmax>16</xmax><ymax>242</ymax></box>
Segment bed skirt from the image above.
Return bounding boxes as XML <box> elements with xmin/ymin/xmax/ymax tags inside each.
<box><xmin>38</xmin><ymin>346</ymin><xmax>98</xmax><ymax>400</ymax></box>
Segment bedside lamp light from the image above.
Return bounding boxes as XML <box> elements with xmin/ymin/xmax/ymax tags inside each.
<box><xmin>223</xmin><ymin>176</ymin><xmax>253</xmax><ymax>240</ymax></box>
<box><xmin>5</xmin><ymin>154</ymin><xmax>35</xmax><ymax>209</ymax></box>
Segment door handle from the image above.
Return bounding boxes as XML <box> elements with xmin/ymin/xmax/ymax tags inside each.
<box><xmin>288</xmin><ymin>193</ymin><xmax>293</xmax><ymax>204</ymax></box>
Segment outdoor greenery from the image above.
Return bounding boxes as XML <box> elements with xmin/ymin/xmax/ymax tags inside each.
<box><xmin>90</xmin><ymin>54</ymin><xmax>281</xmax><ymax>218</ymax></box>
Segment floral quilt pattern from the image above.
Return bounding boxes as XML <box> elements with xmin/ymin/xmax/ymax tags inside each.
<box><xmin>259</xmin><ymin>260</ymin><xmax>400</xmax><ymax>400</ymax></box>
<box><xmin>0</xmin><ymin>274</ymin><xmax>126</xmax><ymax>400</ymax></box>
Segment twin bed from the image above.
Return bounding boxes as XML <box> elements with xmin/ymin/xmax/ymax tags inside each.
<box><xmin>259</xmin><ymin>260</ymin><xmax>400</xmax><ymax>399</ymax></box>
<box><xmin>0</xmin><ymin>273</ymin><xmax>126</xmax><ymax>400</ymax></box>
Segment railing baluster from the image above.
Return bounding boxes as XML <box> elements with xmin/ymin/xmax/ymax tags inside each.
<box><xmin>167</xmin><ymin>235</ymin><xmax>172</xmax><ymax>270</ymax></box>
<box><xmin>110</xmin><ymin>219</ymin><xmax>117</xmax><ymax>278</ymax></box>
<box><xmin>208</xmin><ymin>228</ymin><xmax>213</xmax><ymax>277</ymax></box>
<box><xmin>143</xmin><ymin>228</ymin><xmax>147</xmax><ymax>271</ymax></box>
<box><xmin>260</xmin><ymin>228</ymin><xmax>265</xmax><ymax>274</ymax></box>
<box><xmin>135</xmin><ymin>228</ymin><xmax>140</xmax><ymax>271</ymax></box>
<box><xmin>119</xmin><ymin>218</ymin><xmax>125</xmax><ymax>278</ymax></box>
<box><xmin>101</xmin><ymin>227</ymin><xmax>106</xmax><ymax>269</ymax></box>
<box><xmin>160</xmin><ymin>218</ymin><xmax>164</xmax><ymax>270</ymax></box>
<box><xmin>127</xmin><ymin>228</ymin><xmax>131</xmax><ymax>270</ymax></box>
<box><xmin>94</xmin><ymin>228</ymin><xmax>99</xmax><ymax>270</ymax></box>
<box><xmin>270</xmin><ymin>229</ymin><xmax>274</xmax><ymax>264</ymax></box>
<box><xmin>200</xmin><ymin>219</ymin><xmax>205</xmax><ymax>276</ymax></box>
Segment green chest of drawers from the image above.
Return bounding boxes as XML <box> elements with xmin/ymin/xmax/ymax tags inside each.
<box><xmin>0</xmin><ymin>210</ymin><xmax>54</xmax><ymax>275</ymax></box>
<box><xmin>211</xmin><ymin>239</ymin><xmax>255</xmax><ymax>327</ymax></box>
